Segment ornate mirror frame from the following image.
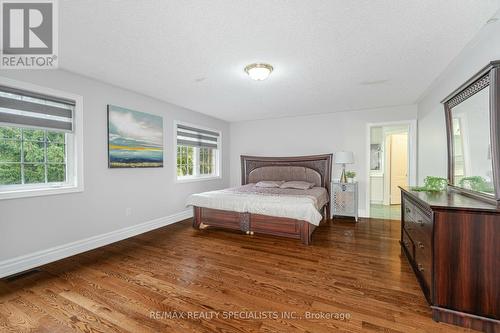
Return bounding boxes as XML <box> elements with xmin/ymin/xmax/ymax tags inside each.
<box><xmin>442</xmin><ymin>60</ymin><xmax>500</xmax><ymax>203</ymax></box>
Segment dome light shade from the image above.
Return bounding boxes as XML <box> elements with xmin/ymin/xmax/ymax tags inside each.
<box><xmin>335</xmin><ymin>151</ymin><xmax>354</xmax><ymax>164</ymax></box>
<box><xmin>244</xmin><ymin>63</ymin><xmax>273</xmax><ymax>81</ymax></box>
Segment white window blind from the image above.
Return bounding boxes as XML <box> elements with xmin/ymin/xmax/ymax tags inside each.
<box><xmin>176</xmin><ymin>124</ymin><xmax>219</xmax><ymax>149</ymax></box>
<box><xmin>0</xmin><ymin>85</ymin><xmax>75</xmax><ymax>132</ymax></box>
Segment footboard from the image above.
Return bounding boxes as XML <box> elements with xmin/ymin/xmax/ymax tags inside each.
<box><xmin>193</xmin><ymin>206</ymin><xmax>317</xmax><ymax>245</ymax></box>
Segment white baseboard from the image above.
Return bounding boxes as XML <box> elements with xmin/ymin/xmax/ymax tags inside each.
<box><xmin>0</xmin><ymin>209</ymin><xmax>193</xmax><ymax>279</ymax></box>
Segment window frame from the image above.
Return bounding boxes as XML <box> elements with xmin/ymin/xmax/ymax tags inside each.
<box><xmin>0</xmin><ymin>77</ymin><xmax>84</xmax><ymax>200</ymax></box>
<box><xmin>174</xmin><ymin>120</ymin><xmax>221</xmax><ymax>183</ymax></box>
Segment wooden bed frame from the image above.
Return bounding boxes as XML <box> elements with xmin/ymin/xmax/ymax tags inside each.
<box><xmin>192</xmin><ymin>154</ymin><xmax>333</xmax><ymax>245</ymax></box>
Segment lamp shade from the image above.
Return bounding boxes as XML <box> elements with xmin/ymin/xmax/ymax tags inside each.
<box><xmin>335</xmin><ymin>151</ymin><xmax>354</xmax><ymax>164</ymax></box>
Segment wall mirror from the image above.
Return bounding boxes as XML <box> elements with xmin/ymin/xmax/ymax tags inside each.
<box><xmin>443</xmin><ymin>61</ymin><xmax>500</xmax><ymax>203</ymax></box>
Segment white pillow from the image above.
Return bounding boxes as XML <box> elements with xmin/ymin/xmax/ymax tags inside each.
<box><xmin>255</xmin><ymin>180</ymin><xmax>285</xmax><ymax>188</ymax></box>
<box><xmin>280</xmin><ymin>181</ymin><xmax>314</xmax><ymax>190</ymax></box>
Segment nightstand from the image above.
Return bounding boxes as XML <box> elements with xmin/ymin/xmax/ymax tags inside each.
<box><xmin>331</xmin><ymin>181</ymin><xmax>358</xmax><ymax>221</ymax></box>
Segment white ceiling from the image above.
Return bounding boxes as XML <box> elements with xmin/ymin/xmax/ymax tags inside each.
<box><xmin>59</xmin><ymin>0</ymin><xmax>500</xmax><ymax>122</ymax></box>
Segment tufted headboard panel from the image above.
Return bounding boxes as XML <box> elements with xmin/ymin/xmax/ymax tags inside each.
<box><xmin>248</xmin><ymin>166</ymin><xmax>322</xmax><ymax>187</ymax></box>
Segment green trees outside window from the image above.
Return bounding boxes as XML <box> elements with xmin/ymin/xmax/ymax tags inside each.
<box><xmin>0</xmin><ymin>126</ymin><xmax>66</xmax><ymax>186</ymax></box>
<box><xmin>176</xmin><ymin>145</ymin><xmax>216</xmax><ymax>178</ymax></box>
<box><xmin>176</xmin><ymin>145</ymin><xmax>194</xmax><ymax>177</ymax></box>
<box><xmin>199</xmin><ymin>147</ymin><xmax>214</xmax><ymax>175</ymax></box>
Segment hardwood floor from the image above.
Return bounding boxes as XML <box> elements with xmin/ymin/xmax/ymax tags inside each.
<box><xmin>0</xmin><ymin>218</ymin><xmax>476</xmax><ymax>332</ymax></box>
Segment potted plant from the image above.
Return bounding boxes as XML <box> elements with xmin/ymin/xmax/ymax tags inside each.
<box><xmin>459</xmin><ymin>176</ymin><xmax>494</xmax><ymax>193</ymax></box>
<box><xmin>412</xmin><ymin>176</ymin><xmax>447</xmax><ymax>192</ymax></box>
<box><xmin>345</xmin><ymin>171</ymin><xmax>356</xmax><ymax>183</ymax></box>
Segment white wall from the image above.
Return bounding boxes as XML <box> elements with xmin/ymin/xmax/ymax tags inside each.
<box><xmin>417</xmin><ymin>19</ymin><xmax>500</xmax><ymax>183</ymax></box>
<box><xmin>230</xmin><ymin>105</ymin><xmax>417</xmax><ymax>217</ymax></box>
<box><xmin>0</xmin><ymin>70</ymin><xmax>230</xmax><ymax>265</ymax></box>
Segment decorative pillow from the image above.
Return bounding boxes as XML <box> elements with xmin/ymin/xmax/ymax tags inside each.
<box><xmin>255</xmin><ymin>180</ymin><xmax>285</xmax><ymax>188</ymax></box>
<box><xmin>280</xmin><ymin>181</ymin><xmax>314</xmax><ymax>190</ymax></box>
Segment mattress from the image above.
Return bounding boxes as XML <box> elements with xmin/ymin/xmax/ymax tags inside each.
<box><xmin>186</xmin><ymin>183</ymin><xmax>329</xmax><ymax>225</ymax></box>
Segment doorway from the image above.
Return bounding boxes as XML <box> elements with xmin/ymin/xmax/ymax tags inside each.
<box><xmin>387</xmin><ymin>132</ymin><xmax>408</xmax><ymax>205</ymax></box>
<box><xmin>366</xmin><ymin>121</ymin><xmax>416</xmax><ymax>220</ymax></box>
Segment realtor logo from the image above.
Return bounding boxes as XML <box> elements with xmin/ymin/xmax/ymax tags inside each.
<box><xmin>1</xmin><ymin>0</ymin><xmax>58</xmax><ymax>69</ymax></box>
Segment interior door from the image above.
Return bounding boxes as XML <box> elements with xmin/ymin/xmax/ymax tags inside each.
<box><xmin>390</xmin><ymin>133</ymin><xmax>408</xmax><ymax>204</ymax></box>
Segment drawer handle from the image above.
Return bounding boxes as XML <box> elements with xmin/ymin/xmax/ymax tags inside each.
<box><xmin>417</xmin><ymin>264</ymin><xmax>424</xmax><ymax>272</ymax></box>
<box><xmin>418</xmin><ymin>220</ymin><xmax>424</xmax><ymax>227</ymax></box>
<box><xmin>405</xmin><ymin>207</ymin><xmax>411</xmax><ymax>213</ymax></box>
<box><xmin>417</xmin><ymin>242</ymin><xmax>424</xmax><ymax>249</ymax></box>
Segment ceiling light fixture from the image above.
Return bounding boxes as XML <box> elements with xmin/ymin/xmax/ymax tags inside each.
<box><xmin>487</xmin><ymin>17</ymin><xmax>498</xmax><ymax>24</ymax></box>
<box><xmin>244</xmin><ymin>63</ymin><xmax>273</xmax><ymax>81</ymax></box>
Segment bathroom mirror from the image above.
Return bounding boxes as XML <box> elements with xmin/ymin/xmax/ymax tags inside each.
<box><xmin>444</xmin><ymin>61</ymin><xmax>500</xmax><ymax>202</ymax></box>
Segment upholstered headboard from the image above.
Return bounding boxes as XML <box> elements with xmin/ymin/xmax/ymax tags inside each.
<box><xmin>241</xmin><ymin>154</ymin><xmax>333</xmax><ymax>197</ymax></box>
<box><xmin>248</xmin><ymin>166</ymin><xmax>322</xmax><ymax>186</ymax></box>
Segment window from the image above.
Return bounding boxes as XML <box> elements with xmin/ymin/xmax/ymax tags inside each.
<box><xmin>175</xmin><ymin>122</ymin><xmax>220</xmax><ymax>181</ymax></box>
<box><xmin>0</xmin><ymin>81</ymin><xmax>83</xmax><ymax>199</ymax></box>
<box><xmin>0</xmin><ymin>128</ymin><xmax>66</xmax><ymax>185</ymax></box>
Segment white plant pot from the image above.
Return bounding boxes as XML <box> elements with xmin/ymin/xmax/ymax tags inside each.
<box><xmin>347</xmin><ymin>178</ymin><xmax>354</xmax><ymax>183</ymax></box>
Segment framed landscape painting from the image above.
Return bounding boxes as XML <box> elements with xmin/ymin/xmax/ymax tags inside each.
<box><xmin>107</xmin><ymin>105</ymin><xmax>164</xmax><ymax>168</ymax></box>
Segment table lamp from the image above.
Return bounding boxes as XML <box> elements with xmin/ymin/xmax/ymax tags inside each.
<box><xmin>335</xmin><ymin>151</ymin><xmax>354</xmax><ymax>183</ymax></box>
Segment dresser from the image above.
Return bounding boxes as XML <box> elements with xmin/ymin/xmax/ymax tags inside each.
<box><xmin>400</xmin><ymin>187</ymin><xmax>499</xmax><ymax>332</ymax></box>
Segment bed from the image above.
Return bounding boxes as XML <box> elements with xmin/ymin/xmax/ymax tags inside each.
<box><xmin>187</xmin><ymin>154</ymin><xmax>332</xmax><ymax>245</ymax></box>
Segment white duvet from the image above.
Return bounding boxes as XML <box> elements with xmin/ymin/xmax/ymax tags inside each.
<box><xmin>186</xmin><ymin>184</ymin><xmax>328</xmax><ymax>226</ymax></box>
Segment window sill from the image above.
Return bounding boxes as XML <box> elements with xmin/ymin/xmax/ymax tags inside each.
<box><xmin>175</xmin><ymin>175</ymin><xmax>222</xmax><ymax>184</ymax></box>
<box><xmin>0</xmin><ymin>184</ymin><xmax>84</xmax><ymax>200</ymax></box>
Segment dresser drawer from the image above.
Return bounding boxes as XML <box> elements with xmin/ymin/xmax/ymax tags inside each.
<box><xmin>403</xmin><ymin>198</ymin><xmax>433</xmax><ymax>246</ymax></box>
<box><xmin>404</xmin><ymin>197</ymin><xmax>432</xmax><ymax>220</ymax></box>
<box><xmin>401</xmin><ymin>229</ymin><xmax>414</xmax><ymax>259</ymax></box>
<box><xmin>405</xmin><ymin>216</ymin><xmax>432</xmax><ymax>246</ymax></box>
<box><xmin>403</xmin><ymin>197</ymin><xmax>415</xmax><ymax>221</ymax></box>
<box><xmin>414</xmin><ymin>239</ymin><xmax>432</xmax><ymax>290</ymax></box>
<box><xmin>411</xmin><ymin>230</ymin><xmax>431</xmax><ymax>255</ymax></box>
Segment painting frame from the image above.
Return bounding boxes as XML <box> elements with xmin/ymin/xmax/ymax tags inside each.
<box><xmin>107</xmin><ymin>104</ymin><xmax>164</xmax><ymax>168</ymax></box>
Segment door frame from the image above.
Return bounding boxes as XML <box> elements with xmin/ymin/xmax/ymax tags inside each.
<box><xmin>365</xmin><ymin>120</ymin><xmax>417</xmax><ymax>218</ymax></box>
